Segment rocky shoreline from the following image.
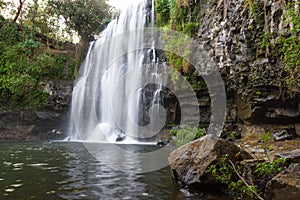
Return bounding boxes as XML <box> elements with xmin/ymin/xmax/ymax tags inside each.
<box><xmin>0</xmin><ymin>80</ymin><xmax>72</xmax><ymax>141</ymax></box>
<box><xmin>168</xmin><ymin>133</ymin><xmax>300</xmax><ymax>200</ymax></box>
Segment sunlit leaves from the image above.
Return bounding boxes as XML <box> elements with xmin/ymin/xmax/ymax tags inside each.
<box><xmin>48</xmin><ymin>0</ymin><xmax>113</xmax><ymax>40</ymax></box>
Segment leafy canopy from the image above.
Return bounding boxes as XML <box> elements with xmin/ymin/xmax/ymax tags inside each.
<box><xmin>48</xmin><ymin>0</ymin><xmax>113</xmax><ymax>40</ymax></box>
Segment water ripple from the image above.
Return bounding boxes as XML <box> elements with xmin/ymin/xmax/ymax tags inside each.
<box><xmin>0</xmin><ymin>142</ymin><xmax>231</xmax><ymax>200</ymax></box>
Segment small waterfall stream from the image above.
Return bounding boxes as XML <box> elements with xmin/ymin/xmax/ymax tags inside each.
<box><xmin>69</xmin><ymin>0</ymin><xmax>163</xmax><ymax>143</ymax></box>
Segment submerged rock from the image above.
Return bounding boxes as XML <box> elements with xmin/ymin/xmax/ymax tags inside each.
<box><xmin>168</xmin><ymin>134</ymin><xmax>251</xmax><ymax>190</ymax></box>
<box><xmin>156</xmin><ymin>140</ymin><xmax>168</xmax><ymax>147</ymax></box>
<box><xmin>265</xmin><ymin>163</ymin><xmax>300</xmax><ymax>200</ymax></box>
<box><xmin>115</xmin><ymin>131</ymin><xmax>126</xmax><ymax>142</ymax></box>
<box><xmin>45</xmin><ymin>129</ymin><xmax>65</xmax><ymax>141</ymax></box>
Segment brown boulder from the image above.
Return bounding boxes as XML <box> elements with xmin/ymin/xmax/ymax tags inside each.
<box><xmin>168</xmin><ymin>134</ymin><xmax>251</xmax><ymax>187</ymax></box>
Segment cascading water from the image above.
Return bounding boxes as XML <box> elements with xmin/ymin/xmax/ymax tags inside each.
<box><xmin>69</xmin><ymin>0</ymin><xmax>164</xmax><ymax>143</ymax></box>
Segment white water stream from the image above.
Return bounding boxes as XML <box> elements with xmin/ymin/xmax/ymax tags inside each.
<box><xmin>69</xmin><ymin>0</ymin><xmax>162</xmax><ymax>143</ymax></box>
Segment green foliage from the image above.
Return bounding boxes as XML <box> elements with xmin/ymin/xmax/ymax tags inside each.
<box><xmin>166</xmin><ymin>0</ymin><xmax>200</xmax><ymax>35</ymax></box>
<box><xmin>261</xmin><ymin>132</ymin><xmax>271</xmax><ymax>143</ymax></box>
<box><xmin>163</xmin><ymin>28</ymin><xmax>191</xmax><ymax>66</ymax></box>
<box><xmin>227</xmin><ymin>132</ymin><xmax>241</xmax><ymax>140</ymax></box>
<box><xmin>206</xmin><ymin>155</ymin><xmax>233</xmax><ymax>182</ymax></box>
<box><xmin>48</xmin><ymin>0</ymin><xmax>114</xmax><ymax>76</ymax></box>
<box><xmin>206</xmin><ymin>155</ymin><xmax>261</xmax><ymax>200</ymax></box>
<box><xmin>252</xmin><ymin>158</ymin><xmax>286</xmax><ymax>177</ymax></box>
<box><xmin>277</xmin><ymin>2</ymin><xmax>300</xmax><ymax>88</ymax></box>
<box><xmin>25</xmin><ymin>90</ymin><xmax>49</xmax><ymax>108</ymax></box>
<box><xmin>0</xmin><ymin>17</ymin><xmax>74</xmax><ymax>108</ymax></box>
<box><xmin>160</xmin><ymin>26</ymin><xmax>191</xmax><ymax>88</ymax></box>
<box><xmin>1</xmin><ymin>0</ymin><xmax>76</xmax><ymax>42</ymax></box>
<box><xmin>48</xmin><ymin>0</ymin><xmax>113</xmax><ymax>40</ymax></box>
<box><xmin>0</xmin><ymin>0</ymin><xmax>6</xmax><ymax>8</ymax></box>
<box><xmin>155</xmin><ymin>0</ymin><xmax>204</xmax><ymax>90</ymax></box>
<box><xmin>156</xmin><ymin>0</ymin><xmax>200</xmax><ymax>35</ymax></box>
<box><xmin>258</xmin><ymin>32</ymin><xmax>273</xmax><ymax>56</ymax></box>
<box><xmin>258</xmin><ymin>2</ymin><xmax>300</xmax><ymax>89</ymax></box>
<box><xmin>155</xmin><ymin>0</ymin><xmax>170</xmax><ymax>26</ymax></box>
<box><xmin>244</xmin><ymin>0</ymin><xmax>263</xmax><ymax>22</ymax></box>
<box><xmin>162</xmin><ymin>30</ymin><xmax>206</xmax><ymax>91</ymax></box>
<box><xmin>0</xmin><ymin>19</ymin><xmax>20</xmax><ymax>45</ymax></box>
<box><xmin>206</xmin><ymin>155</ymin><xmax>286</xmax><ymax>199</ymax></box>
<box><xmin>183</xmin><ymin>22</ymin><xmax>199</xmax><ymax>36</ymax></box>
<box><xmin>0</xmin><ymin>45</ymin><xmax>62</xmax><ymax>107</ymax></box>
<box><xmin>171</xmin><ymin>125</ymin><xmax>206</xmax><ymax>146</ymax></box>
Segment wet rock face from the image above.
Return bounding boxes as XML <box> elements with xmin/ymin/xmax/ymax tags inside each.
<box><xmin>141</xmin><ymin>0</ymin><xmax>300</xmax><ymax>130</ymax></box>
<box><xmin>168</xmin><ymin>135</ymin><xmax>251</xmax><ymax>188</ymax></box>
<box><xmin>190</xmin><ymin>0</ymin><xmax>299</xmax><ymax>126</ymax></box>
<box><xmin>235</xmin><ymin>96</ymin><xmax>300</xmax><ymax>124</ymax></box>
<box><xmin>43</xmin><ymin>80</ymin><xmax>73</xmax><ymax>112</ymax></box>
<box><xmin>0</xmin><ymin>110</ymin><xmax>37</xmax><ymax>141</ymax></box>
<box><xmin>0</xmin><ymin>124</ymin><xmax>36</xmax><ymax>141</ymax></box>
<box><xmin>162</xmin><ymin>0</ymin><xmax>299</xmax><ymax>129</ymax></box>
<box><xmin>197</xmin><ymin>0</ymin><xmax>286</xmax><ymax>93</ymax></box>
<box><xmin>265</xmin><ymin>163</ymin><xmax>300</xmax><ymax>200</ymax></box>
<box><xmin>167</xmin><ymin>0</ymin><xmax>300</xmax><ymax>197</ymax></box>
<box><xmin>0</xmin><ymin>81</ymin><xmax>72</xmax><ymax>141</ymax></box>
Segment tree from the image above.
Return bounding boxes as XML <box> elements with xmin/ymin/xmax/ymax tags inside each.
<box><xmin>48</xmin><ymin>0</ymin><xmax>114</xmax><ymax>75</ymax></box>
<box><xmin>0</xmin><ymin>0</ymin><xmax>3</xmax><ymax>5</ymax></box>
<box><xmin>0</xmin><ymin>0</ymin><xmax>6</xmax><ymax>8</ymax></box>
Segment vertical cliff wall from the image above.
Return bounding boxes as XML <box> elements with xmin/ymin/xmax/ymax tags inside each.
<box><xmin>157</xmin><ymin>0</ymin><xmax>299</xmax><ymax>133</ymax></box>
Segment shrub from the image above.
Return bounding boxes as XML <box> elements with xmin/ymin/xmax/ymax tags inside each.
<box><xmin>171</xmin><ymin>125</ymin><xmax>206</xmax><ymax>146</ymax></box>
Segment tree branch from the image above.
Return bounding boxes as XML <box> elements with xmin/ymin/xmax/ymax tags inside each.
<box><xmin>13</xmin><ymin>0</ymin><xmax>26</xmax><ymax>22</ymax></box>
<box><xmin>229</xmin><ymin>160</ymin><xmax>264</xmax><ymax>200</ymax></box>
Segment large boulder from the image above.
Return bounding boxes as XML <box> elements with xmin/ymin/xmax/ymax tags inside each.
<box><xmin>265</xmin><ymin>163</ymin><xmax>300</xmax><ymax>200</ymax></box>
<box><xmin>168</xmin><ymin>134</ymin><xmax>251</xmax><ymax>188</ymax></box>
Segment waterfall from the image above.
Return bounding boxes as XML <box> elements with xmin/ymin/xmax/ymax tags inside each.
<box><xmin>69</xmin><ymin>0</ymin><xmax>163</xmax><ymax>143</ymax></box>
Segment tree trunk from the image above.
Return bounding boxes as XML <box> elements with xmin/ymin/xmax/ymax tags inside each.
<box><xmin>74</xmin><ymin>36</ymin><xmax>91</xmax><ymax>76</ymax></box>
<box><xmin>31</xmin><ymin>0</ymin><xmax>38</xmax><ymax>25</ymax></box>
<box><xmin>13</xmin><ymin>0</ymin><xmax>25</xmax><ymax>22</ymax></box>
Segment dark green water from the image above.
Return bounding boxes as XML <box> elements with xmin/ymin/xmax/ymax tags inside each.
<box><xmin>0</xmin><ymin>143</ymin><xmax>185</xmax><ymax>199</ymax></box>
<box><xmin>0</xmin><ymin>142</ymin><xmax>229</xmax><ymax>200</ymax></box>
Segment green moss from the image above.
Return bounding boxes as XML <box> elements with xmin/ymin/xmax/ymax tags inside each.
<box><xmin>278</xmin><ymin>3</ymin><xmax>300</xmax><ymax>70</ymax></box>
<box><xmin>245</xmin><ymin>0</ymin><xmax>263</xmax><ymax>22</ymax></box>
<box><xmin>257</xmin><ymin>2</ymin><xmax>300</xmax><ymax>90</ymax></box>
<box><xmin>155</xmin><ymin>0</ymin><xmax>203</xmax><ymax>89</ymax></box>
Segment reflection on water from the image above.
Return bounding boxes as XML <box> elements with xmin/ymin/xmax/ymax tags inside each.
<box><xmin>0</xmin><ymin>142</ymin><xmax>230</xmax><ymax>200</ymax></box>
